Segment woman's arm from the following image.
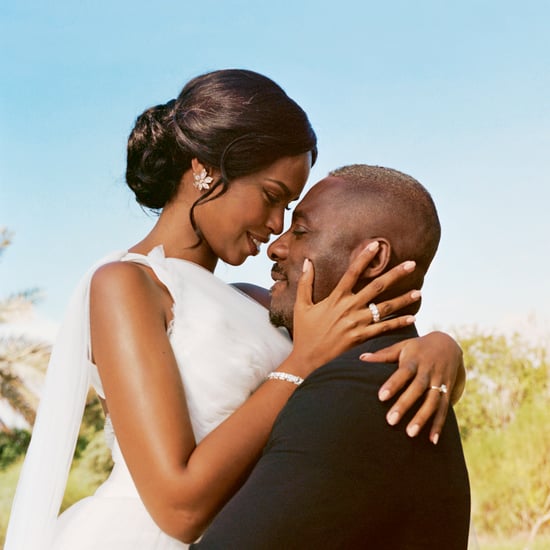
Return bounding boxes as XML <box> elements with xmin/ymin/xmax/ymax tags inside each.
<box><xmin>235</xmin><ymin>285</ymin><xmax>466</xmax><ymax>446</ymax></box>
<box><xmin>91</xmin><ymin>249</ymin><xmax>419</xmax><ymax>543</ymax></box>
<box><xmin>361</xmin><ymin>331</ymin><xmax>466</xmax><ymax>444</ymax></box>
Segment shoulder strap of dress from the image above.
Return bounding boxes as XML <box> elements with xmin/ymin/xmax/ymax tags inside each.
<box><xmin>121</xmin><ymin>245</ymin><xmax>179</xmax><ymax>301</ymax></box>
<box><xmin>4</xmin><ymin>251</ymin><xmax>126</xmax><ymax>550</ymax></box>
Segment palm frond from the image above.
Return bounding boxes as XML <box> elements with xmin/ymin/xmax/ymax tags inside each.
<box><xmin>0</xmin><ymin>337</ymin><xmax>50</xmax><ymax>427</ymax></box>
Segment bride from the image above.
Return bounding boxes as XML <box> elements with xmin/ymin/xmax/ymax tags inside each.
<box><xmin>5</xmin><ymin>69</ymin><xmax>464</xmax><ymax>549</ymax></box>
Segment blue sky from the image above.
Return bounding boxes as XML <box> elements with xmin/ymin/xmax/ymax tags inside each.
<box><xmin>1</xmin><ymin>0</ymin><xmax>549</xmax><ymax>341</ymax></box>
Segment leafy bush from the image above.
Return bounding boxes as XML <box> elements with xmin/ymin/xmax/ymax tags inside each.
<box><xmin>0</xmin><ymin>429</ymin><xmax>31</xmax><ymax>470</ymax></box>
<box><xmin>454</xmin><ymin>329</ymin><xmax>550</xmax><ymax>540</ymax></box>
<box><xmin>62</xmin><ymin>429</ymin><xmax>113</xmax><ymax>511</ymax></box>
<box><xmin>455</xmin><ymin>330</ymin><xmax>549</xmax><ymax>440</ymax></box>
<box><xmin>0</xmin><ymin>458</ymin><xmax>24</xmax><ymax>548</ymax></box>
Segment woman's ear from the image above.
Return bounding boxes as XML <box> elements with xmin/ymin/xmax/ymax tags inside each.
<box><xmin>191</xmin><ymin>158</ymin><xmax>206</xmax><ymax>175</ymax></box>
<box><xmin>350</xmin><ymin>238</ymin><xmax>392</xmax><ymax>279</ymax></box>
<box><xmin>190</xmin><ymin>158</ymin><xmax>220</xmax><ymax>181</ymax></box>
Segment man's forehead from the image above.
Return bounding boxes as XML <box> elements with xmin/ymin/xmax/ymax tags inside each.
<box><xmin>293</xmin><ymin>176</ymin><xmax>345</xmax><ymax>218</ymax></box>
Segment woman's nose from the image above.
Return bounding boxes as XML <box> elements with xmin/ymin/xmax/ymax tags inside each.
<box><xmin>266</xmin><ymin>208</ymin><xmax>285</xmax><ymax>236</ymax></box>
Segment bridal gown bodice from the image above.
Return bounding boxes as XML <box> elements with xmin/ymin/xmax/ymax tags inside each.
<box><xmin>52</xmin><ymin>246</ymin><xmax>293</xmax><ymax>548</ymax></box>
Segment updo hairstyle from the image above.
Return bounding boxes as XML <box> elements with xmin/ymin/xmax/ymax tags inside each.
<box><xmin>125</xmin><ymin>69</ymin><xmax>317</xmax><ymax>212</ymax></box>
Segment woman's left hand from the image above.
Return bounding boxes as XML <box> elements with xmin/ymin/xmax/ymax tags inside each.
<box><xmin>360</xmin><ymin>331</ymin><xmax>465</xmax><ymax>444</ymax></box>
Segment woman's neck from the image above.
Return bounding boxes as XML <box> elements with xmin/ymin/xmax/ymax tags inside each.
<box><xmin>129</xmin><ymin>207</ymin><xmax>219</xmax><ymax>272</ymax></box>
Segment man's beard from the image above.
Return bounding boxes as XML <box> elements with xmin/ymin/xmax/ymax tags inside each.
<box><xmin>269</xmin><ymin>308</ymin><xmax>293</xmax><ymax>333</ymax></box>
<box><xmin>269</xmin><ymin>263</ymin><xmax>294</xmax><ymax>332</ymax></box>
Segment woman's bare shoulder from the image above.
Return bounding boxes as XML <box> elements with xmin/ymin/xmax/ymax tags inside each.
<box><xmin>90</xmin><ymin>260</ymin><xmax>166</xmax><ymax>311</ymax></box>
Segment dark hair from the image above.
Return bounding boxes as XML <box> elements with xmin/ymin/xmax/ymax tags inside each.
<box><xmin>126</xmin><ymin>69</ymin><xmax>317</xmax><ymax>216</ymax></box>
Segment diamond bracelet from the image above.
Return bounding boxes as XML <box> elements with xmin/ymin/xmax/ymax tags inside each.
<box><xmin>266</xmin><ymin>372</ymin><xmax>304</xmax><ymax>386</ymax></box>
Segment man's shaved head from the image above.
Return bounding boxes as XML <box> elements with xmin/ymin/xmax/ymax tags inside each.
<box><xmin>328</xmin><ymin>164</ymin><xmax>441</xmax><ymax>290</ymax></box>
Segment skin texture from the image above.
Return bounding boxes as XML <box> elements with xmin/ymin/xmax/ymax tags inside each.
<box><xmin>129</xmin><ymin>154</ymin><xmax>312</xmax><ymax>272</ymax></box>
<box><xmin>269</xmin><ymin>177</ymin><xmax>367</xmax><ymax>329</ymax></box>
<box><xmin>89</xmin><ymin>160</ymin><xmax>464</xmax><ymax>542</ymax></box>
<box><xmin>268</xmin><ymin>175</ymin><xmax>465</xmax><ymax>440</ymax></box>
<box><xmin>192</xmin><ymin>155</ymin><xmax>311</xmax><ymax>267</ymax></box>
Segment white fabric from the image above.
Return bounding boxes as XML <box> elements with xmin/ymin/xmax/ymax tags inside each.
<box><xmin>5</xmin><ymin>246</ymin><xmax>292</xmax><ymax>549</ymax></box>
<box><xmin>4</xmin><ymin>250</ymin><xmax>125</xmax><ymax>550</ymax></box>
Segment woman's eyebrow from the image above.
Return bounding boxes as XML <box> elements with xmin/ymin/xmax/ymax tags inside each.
<box><xmin>265</xmin><ymin>178</ymin><xmax>293</xmax><ymax>198</ymax></box>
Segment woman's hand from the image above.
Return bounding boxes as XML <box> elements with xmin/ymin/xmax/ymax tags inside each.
<box><xmin>360</xmin><ymin>331</ymin><xmax>466</xmax><ymax>444</ymax></box>
<box><xmin>285</xmin><ymin>242</ymin><xmax>421</xmax><ymax>378</ymax></box>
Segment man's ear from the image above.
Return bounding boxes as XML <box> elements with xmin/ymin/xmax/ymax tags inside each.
<box><xmin>350</xmin><ymin>238</ymin><xmax>391</xmax><ymax>279</ymax></box>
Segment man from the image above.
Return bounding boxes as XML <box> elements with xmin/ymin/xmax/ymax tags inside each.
<box><xmin>193</xmin><ymin>165</ymin><xmax>471</xmax><ymax>549</ymax></box>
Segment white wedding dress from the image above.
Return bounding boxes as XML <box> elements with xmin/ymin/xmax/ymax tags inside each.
<box><xmin>6</xmin><ymin>246</ymin><xmax>292</xmax><ymax>549</ymax></box>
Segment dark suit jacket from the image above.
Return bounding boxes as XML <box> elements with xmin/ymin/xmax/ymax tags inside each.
<box><xmin>193</xmin><ymin>325</ymin><xmax>471</xmax><ymax>549</ymax></box>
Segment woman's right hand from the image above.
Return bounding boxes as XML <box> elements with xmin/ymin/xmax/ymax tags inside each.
<box><xmin>286</xmin><ymin>242</ymin><xmax>421</xmax><ymax>378</ymax></box>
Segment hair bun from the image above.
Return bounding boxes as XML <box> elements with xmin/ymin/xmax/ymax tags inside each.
<box><xmin>125</xmin><ymin>70</ymin><xmax>317</xmax><ymax>213</ymax></box>
<box><xmin>125</xmin><ymin>100</ymin><xmax>188</xmax><ymax>209</ymax></box>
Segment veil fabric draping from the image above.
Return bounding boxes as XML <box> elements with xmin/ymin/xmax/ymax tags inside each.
<box><xmin>4</xmin><ymin>251</ymin><xmax>126</xmax><ymax>550</ymax></box>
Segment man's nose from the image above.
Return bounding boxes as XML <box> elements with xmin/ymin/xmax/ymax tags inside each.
<box><xmin>267</xmin><ymin>233</ymin><xmax>289</xmax><ymax>260</ymax></box>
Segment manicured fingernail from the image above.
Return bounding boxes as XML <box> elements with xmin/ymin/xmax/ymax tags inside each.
<box><xmin>366</xmin><ymin>241</ymin><xmax>379</xmax><ymax>252</ymax></box>
<box><xmin>379</xmin><ymin>389</ymin><xmax>390</xmax><ymax>401</ymax></box>
<box><xmin>387</xmin><ymin>411</ymin><xmax>400</xmax><ymax>425</ymax></box>
<box><xmin>405</xmin><ymin>315</ymin><xmax>416</xmax><ymax>324</ymax></box>
<box><xmin>402</xmin><ymin>261</ymin><xmax>416</xmax><ymax>271</ymax></box>
<box><xmin>360</xmin><ymin>352</ymin><xmax>373</xmax><ymax>360</ymax></box>
<box><xmin>302</xmin><ymin>258</ymin><xmax>311</xmax><ymax>272</ymax></box>
<box><xmin>407</xmin><ymin>424</ymin><xmax>420</xmax><ymax>437</ymax></box>
<box><xmin>411</xmin><ymin>290</ymin><xmax>421</xmax><ymax>299</ymax></box>
<box><xmin>432</xmin><ymin>433</ymin><xmax>440</xmax><ymax>445</ymax></box>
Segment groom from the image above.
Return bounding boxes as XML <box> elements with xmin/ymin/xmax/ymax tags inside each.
<box><xmin>193</xmin><ymin>165</ymin><xmax>471</xmax><ymax>549</ymax></box>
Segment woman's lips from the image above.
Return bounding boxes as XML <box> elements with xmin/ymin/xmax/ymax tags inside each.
<box><xmin>247</xmin><ymin>233</ymin><xmax>262</xmax><ymax>255</ymax></box>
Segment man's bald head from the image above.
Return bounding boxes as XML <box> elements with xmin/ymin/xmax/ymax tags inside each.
<box><xmin>328</xmin><ymin>164</ymin><xmax>441</xmax><ymax>290</ymax></box>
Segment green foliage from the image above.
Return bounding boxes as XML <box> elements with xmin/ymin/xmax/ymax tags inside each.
<box><xmin>0</xmin><ymin>429</ymin><xmax>31</xmax><ymax>470</ymax></box>
<box><xmin>455</xmin><ymin>330</ymin><xmax>549</xmax><ymax>440</ymax></box>
<box><xmin>62</xmin><ymin>429</ymin><xmax>113</xmax><ymax>511</ymax></box>
<box><xmin>454</xmin><ymin>328</ymin><xmax>550</xmax><ymax>540</ymax></box>
<box><xmin>0</xmin><ymin>458</ymin><xmax>23</xmax><ymax>547</ymax></box>
<box><xmin>61</xmin><ymin>395</ymin><xmax>113</xmax><ymax>509</ymax></box>
<box><xmin>464</xmin><ymin>399</ymin><xmax>550</xmax><ymax>536</ymax></box>
<box><xmin>0</xmin><ymin>396</ymin><xmax>113</xmax><ymax>545</ymax></box>
<box><xmin>83</xmin><ymin>393</ymin><xmax>110</xmax><ymax>433</ymax></box>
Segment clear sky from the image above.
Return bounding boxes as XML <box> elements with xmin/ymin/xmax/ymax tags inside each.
<box><xmin>1</xmin><ymin>0</ymin><xmax>549</xmax><ymax>342</ymax></box>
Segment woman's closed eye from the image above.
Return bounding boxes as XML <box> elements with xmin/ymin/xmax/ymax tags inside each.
<box><xmin>264</xmin><ymin>190</ymin><xmax>296</xmax><ymax>212</ymax></box>
<box><xmin>264</xmin><ymin>190</ymin><xmax>283</xmax><ymax>207</ymax></box>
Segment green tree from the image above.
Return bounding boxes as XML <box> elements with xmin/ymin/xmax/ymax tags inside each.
<box><xmin>454</xmin><ymin>328</ymin><xmax>550</xmax><ymax>542</ymax></box>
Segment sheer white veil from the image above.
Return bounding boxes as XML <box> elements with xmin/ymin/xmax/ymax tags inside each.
<box><xmin>4</xmin><ymin>252</ymin><xmax>125</xmax><ymax>550</ymax></box>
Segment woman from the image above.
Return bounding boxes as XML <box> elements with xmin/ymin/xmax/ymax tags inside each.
<box><xmin>6</xmin><ymin>69</ymin><xmax>464</xmax><ymax>549</ymax></box>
